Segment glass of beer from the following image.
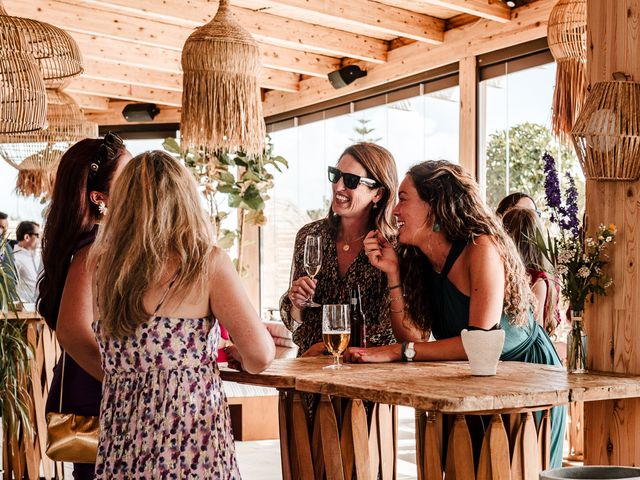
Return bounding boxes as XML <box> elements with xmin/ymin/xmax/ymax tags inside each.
<box><xmin>322</xmin><ymin>304</ymin><xmax>351</xmax><ymax>369</ymax></box>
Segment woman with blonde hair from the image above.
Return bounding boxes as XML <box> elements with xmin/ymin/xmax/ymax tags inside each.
<box><xmin>90</xmin><ymin>150</ymin><xmax>274</xmax><ymax>478</ymax></box>
<box><xmin>347</xmin><ymin>160</ymin><xmax>565</xmax><ymax>467</ymax></box>
<box><xmin>280</xmin><ymin>142</ymin><xmax>398</xmax><ymax>356</ymax></box>
<box><xmin>502</xmin><ymin>207</ymin><xmax>561</xmax><ymax>334</ymax></box>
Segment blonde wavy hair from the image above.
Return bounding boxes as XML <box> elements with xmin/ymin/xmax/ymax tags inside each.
<box><xmin>90</xmin><ymin>150</ymin><xmax>215</xmax><ymax>337</ymax></box>
<box><xmin>399</xmin><ymin>160</ymin><xmax>535</xmax><ymax>330</ymax></box>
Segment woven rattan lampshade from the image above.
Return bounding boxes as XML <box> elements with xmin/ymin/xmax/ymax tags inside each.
<box><xmin>0</xmin><ymin>1</ymin><xmax>83</xmax><ymax>88</ymax></box>
<box><xmin>0</xmin><ymin>89</ymin><xmax>96</xmax><ymax>197</ymax></box>
<box><xmin>548</xmin><ymin>0</ymin><xmax>587</xmax><ymax>142</ymax></box>
<box><xmin>0</xmin><ymin>24</ymin><xmax>47</xmax><ymax>133</ymax></box>
<box><xmin>571</xmin><ymin>78</ymin><xmax>640</xmax><ymax>180</ymax></box>
<box><xmin>180</xmin><ymin>0</ymin><xmax>265</xmax><ymax>157</ymax></box>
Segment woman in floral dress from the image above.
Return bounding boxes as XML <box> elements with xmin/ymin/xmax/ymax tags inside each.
<box><xmin>90</xmin><ymin>151</ymin><xmax>275</xmax><ymax>478</ymax></box>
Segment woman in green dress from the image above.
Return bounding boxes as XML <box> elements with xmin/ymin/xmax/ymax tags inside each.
<box><xmin>344</xmin><ymin>160</ymin><xmax>566</xmax><ymax>468</ymax></box>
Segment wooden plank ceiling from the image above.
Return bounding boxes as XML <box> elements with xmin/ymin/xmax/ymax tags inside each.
<box><xmin>5</xmin><ymin>0</ymin><xmax>552</xmax><ymax>125</ymax></box>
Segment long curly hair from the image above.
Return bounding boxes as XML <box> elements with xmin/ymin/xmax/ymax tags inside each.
<box><xmin>90</xmin><ymin>151</ymin><xmax>215</xmax><ymax>337</ymax></box>
<box><xmin>327</xmin><ymin>142</ymin><xmax>398</xmax><ymax>241</ymax></box>
<box><xmin>399</xmin><ymin>160</ymin><xmax>534</xmax><ymax>333</ymax></box>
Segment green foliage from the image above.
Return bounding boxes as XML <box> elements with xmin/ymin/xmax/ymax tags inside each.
<box><xmin>306</xmin><ymin>196</ymin><xmax>331</xmax><ymax>221</ymax></box>
<box><xmin>0</xmin><ymin>237</ymin><xmax>34</xmax><ymax>439</ymax></box>
<box><xmin>163</xmin><ymin>136</ymin><xmax>288</xmax><ymax>256</ymax></box>
<box><xmin>485</xmin><ymin>122</ymin><xmax>582</xmax><ymax>209</ymax></box>
<box><xmin>350</xmin><ymin>118</ymin><xmax>382</xmax><ymax>144</ymax></box>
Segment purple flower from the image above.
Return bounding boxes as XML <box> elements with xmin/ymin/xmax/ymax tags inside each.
<box><xmin>543</xmin><ymin>152</ymin><xmax>562</xmax><ymax>221</ymax></box>
<box><xmin>561</xmin><ymin>173</ymin><xmax>580</xmax><ymax>236</ymax></box>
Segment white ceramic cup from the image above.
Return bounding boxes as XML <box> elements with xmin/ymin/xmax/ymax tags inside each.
<box><xmin>460</xmin><ymin>328</ymin><xmax>506</xmax><ymax>376</ymax></box>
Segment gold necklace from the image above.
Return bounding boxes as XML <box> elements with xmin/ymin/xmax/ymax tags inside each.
<box><xmin>339</xmin><ymin>233</ymin><xmax>366</xmax><ymax>252</ymax></box>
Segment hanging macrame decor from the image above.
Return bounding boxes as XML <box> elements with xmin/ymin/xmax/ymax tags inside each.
<box><xmin>0</xmin><ymin>24</ymin><xmax>47</xmax><ymax>133</ymax></box>
<box><xmin>0</xmin><ymin>0</ymin><xmax>83</xmax><ymax>88</ymax></box>
<box><xmin>548</xmin><ymin>0</ymin><xmax>587</xmax><ymax>142</ymax></box>
<box><xmin>180</xmin><ymin>0</ymin><xmax>265</xmax><ymax>157</ymax></box>
<box><xmin>0</xmin><ymin>89</ymin><xmax>96</xmax><ymax>198</ymax></box>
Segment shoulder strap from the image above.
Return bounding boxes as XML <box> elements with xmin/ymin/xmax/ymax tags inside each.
<box><xmin>440</xmin><ymin>240</ymin><xmax>466</xmax><ymax>278</ymax></box>
<box><xmin>153</xmin><ymin>272</ymin><xmax>179</xmax><ymax>316</ymax></box>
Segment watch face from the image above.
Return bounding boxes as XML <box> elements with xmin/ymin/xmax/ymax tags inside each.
<box><xmin>406</xmin><ymin>345</ymin><xmax>416</xmax><ymax>359</ymax></box>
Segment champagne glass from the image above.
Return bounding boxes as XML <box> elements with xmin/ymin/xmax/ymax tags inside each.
<box><xmin>322</xmin><ymin>304</ymin><xmax>351</xmax><ymax>369</ymax></box>
<box><xmin>303</xmin><ymin>235</ymin><xmax>322</xmax><ymax>307</ymax></box>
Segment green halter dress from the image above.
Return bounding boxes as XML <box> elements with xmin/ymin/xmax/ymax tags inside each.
<box><xmin>427</xmin><ymin>241</ymin><xmax>566</xmax><ymax>468</ymax></box>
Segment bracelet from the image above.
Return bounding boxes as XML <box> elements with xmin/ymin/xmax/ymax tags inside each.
<box><xmin>390</xmin><ymin>306</ymin><xmax>405</xmax><ymax>314</ymax></box>
<box><xmin>388</xmin><ymin>284</ymin><xmax>402</xmax><ymax>290</ymax></box>
<box><xmin>389</xmin><ymin>294</ymin><xmax>404</xmax><ymax>302</ymax></box>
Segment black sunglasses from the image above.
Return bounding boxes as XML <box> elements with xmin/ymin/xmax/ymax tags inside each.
<box><xmin>88</xmin><ymin>132</ymin><xmax>124</xmax><ymax>182</ymax></box>
<box><xmin>328</xmin><ymin>166</ymin><xmax>379</xmax><ymax>190</ymax></box>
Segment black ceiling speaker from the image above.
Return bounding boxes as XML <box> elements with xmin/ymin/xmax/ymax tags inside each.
<box><xmin>122</xmin><ymin>103</ymin><xmax>160</xmax><ymax>122</ymax></box>
<box><xmin>501</xmin><ymin>0</ymin><xmax>529</xmax><ymax>6</ymax></box>
<box><xmin>328</xmin><ymin>65</ymin><xmax>367</xmax><ymax>89</ymax></box>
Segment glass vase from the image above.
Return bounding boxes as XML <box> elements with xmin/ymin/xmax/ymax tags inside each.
<box><xmin>567</xmin><ymin>310</ymin><xmax>588</xmax><ymax>374</ymax></box>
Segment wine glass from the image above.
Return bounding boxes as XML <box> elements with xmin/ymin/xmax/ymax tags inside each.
<box><xmin>303</xmin><ymin>235</ymin><xmax>322</xmax><ymax>308</ymax></box>
<box><xmin>322</xmin><ymin>304</ymin><xmax>351</xmax><ymax>369</ymax></box>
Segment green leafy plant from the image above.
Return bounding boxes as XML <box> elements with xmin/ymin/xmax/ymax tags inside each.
<box><xmin>163</xmin><ymin>136</ymin><xmax>288</xmax><ymax>270</ymax></box>
<box><xmin>0</xmin><ymin>236</ymin><xmax>34</xmax><ymax>441</ymax></box>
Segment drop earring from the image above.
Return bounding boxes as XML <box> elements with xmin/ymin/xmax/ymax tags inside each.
<box><xmin>373</xmin><ymin>202</ymin><xmax>378</xmax><ymax>210</ymax></box>
<box><xmin>432</xmin><ymin>222</ymin><xmax>441</xmax><ymax>232</ymax></box>
<box><xmin>98</xmin><ymin>201</ymin><xmax>108</xmax><ymax>216</ymax></box>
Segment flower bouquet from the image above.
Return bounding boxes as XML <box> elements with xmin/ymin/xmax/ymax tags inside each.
<box><xmin>536</xmin><ymin>153</ymin><xmax>616</xmax><ymax>372</ymax></box>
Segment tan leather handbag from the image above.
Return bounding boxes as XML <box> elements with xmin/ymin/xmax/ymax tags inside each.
<box><xmin>45</xmin><ymin>353</ymin><xmax>99</xmax><ymax>463</ymax></box>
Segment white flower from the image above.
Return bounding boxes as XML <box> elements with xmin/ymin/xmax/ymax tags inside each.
<box><xmin>595</xmin><ymin>267</ymin><xmax>602</xmax><ymax>275</ymax></box>
<box><xmin>578</xmin><ymin>266</ymin><xmax>590</xmax><ymax>278</ymax></box>
<box><xmin>585</xmin><ymin>238</ymin><xmax>595</xmax><ymax>247</ymax></box>
<box><xmin>557</xmin><ymin>265</ymin><xmax>569</xmax><ymax>275</ymax></box>
<box><xmin>604</xmin><ymin>279</ymin><xmax>613</xmax><ymax>288</ymax></box>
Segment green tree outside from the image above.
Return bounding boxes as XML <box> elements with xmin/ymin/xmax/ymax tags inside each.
<box><xmin>484</xmin><ymin>122</ymin><xmax>584</xmax><ymax>211</ymax></box>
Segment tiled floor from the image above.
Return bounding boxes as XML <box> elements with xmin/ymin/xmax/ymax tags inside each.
<box><xmin>235</xmin><ymin>405</ymin><xmax>418</xmax><ymax>480</ymax></box>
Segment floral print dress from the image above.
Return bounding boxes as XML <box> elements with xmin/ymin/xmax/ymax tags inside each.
<box><xmin>93</xmin><ymin>315</ymin><xmax>241</xmax><ymax>479</ymax></box>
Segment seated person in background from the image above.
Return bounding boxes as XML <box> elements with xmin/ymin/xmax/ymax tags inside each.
<box><xmin>13</xmin><ymin>220</ymin><xmax>41</xmax><ymax>304</ymax></box>
<box><xmin>90</xmin><ymin>151</ymin><xmax>274</xmax><ymax>478</ymax></box>
<box><xmin>502</xmin><ymin>207</ymin><xmax>561</xmax><ymax>335</ymax></box>
<box><xmin>347</xmin><ymin>160</ymin><xmax>566</xmax><ymax>468</ymax></box>
<box><xmin>280</xmin><ymin>143</ymin><xmax>399</xmax><ymax>356</ymax></box>
<box><xmin>0</xmin><ymin>211</ymin><xmax>18</xmax><ymax>299</ymax></box>
<box><xmin>496</xmin><ymin>191</ymin><xmax>538</xmax><ymax>217</ymax></box>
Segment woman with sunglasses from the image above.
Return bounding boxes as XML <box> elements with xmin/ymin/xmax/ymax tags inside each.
<box><xmin>39</xmin><ymin>133</ymin><xmax>132</xmax><ymax>480</ymax></box>
<box><xmin>280</xmin><ymin>142</ymin><xmax>398</xmax><ymax>357</ymax></box>
<box><xmin>346</xmin><ymin>160</ymin><xmax>565</xmax><ymax>468</ymax></box>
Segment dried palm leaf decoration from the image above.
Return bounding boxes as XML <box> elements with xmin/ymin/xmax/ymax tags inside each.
<box><xmin>181</xmin><ymin>0</ymin><xmax>265</xmax><ymax>157</ymax></box>
<box><xmin>548</xmin><ymin>0</ymin><xmax>587</xmax><ymax>142</ymax></box>
<box><xmin>0</xmin><ymin>0</ymin><xmax>83</xmax><ymax>88</ymax></box>
<box><xmin>572</xmin><ymin>74</ymin><xmax>640</xmax><ymax>181</ymax></box>
<box><xmin>0</xmin><ymin>89</ymin><xmax>96</xmax><ymax>197</ymax></box>
<box><xmin>0</xmin><ymin>22</ymin><xmax>46</xmax><ymax>133</ymax></box>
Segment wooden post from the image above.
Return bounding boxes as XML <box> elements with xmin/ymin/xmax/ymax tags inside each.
<box><xmin>583</xmin><ymin>0</ymin><xmax>640</xmax><ymax>465</ymax></box>
<box><xmin>459</xmin><ymin>56</ymin><xmax>478</xmax><ymax>179</ymax></box>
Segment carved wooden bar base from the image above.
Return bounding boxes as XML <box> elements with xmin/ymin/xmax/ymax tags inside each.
<box><xmin>415</xmin><ymin>409</ymin><xmax>552</xmax><ymax>480</ymax></box>
<box><xmin>277</xmin><ymin>389</ymin><xmax>398</xmax><ymax>480</ymax></box>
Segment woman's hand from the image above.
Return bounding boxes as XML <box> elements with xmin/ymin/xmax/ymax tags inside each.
<box><xmin>225</xmin><ymin>345</ymin><xmax>244</xmax><ymax>371</ymax></box>
<box><xmin>343</xmin><ymin>344</ymin><xmax>401</xmax><ymax>363</ymax></box>
<box><xmin>301</xmin><ymin>341</ymin><xmax>326</xmax><ymax>357</ymax></box>
<box><xmin>363</xmin><ymin>230</ymin><xmax>399</xmax><ymax>275</ymax></box>
<box><xmin>288</xmin><ymin>276</ymin><xmax>318</xmax><ymax>309</ymax></box>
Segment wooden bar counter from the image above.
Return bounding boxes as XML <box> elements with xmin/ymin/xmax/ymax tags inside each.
<box><xmin>222</xmin><ymin>357</ymin><xmax>640</xmax><ymax>480</ymax></box>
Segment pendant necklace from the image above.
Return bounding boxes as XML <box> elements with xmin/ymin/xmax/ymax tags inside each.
<box><xmin>340</xmin><ymin>233</ymin><xmax>366</xmax><ymax>252</ymax></box>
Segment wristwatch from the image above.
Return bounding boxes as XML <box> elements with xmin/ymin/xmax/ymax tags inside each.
<box><xmin>402</xmin><ymin>342</ymin><xmax>416</xmax><ymax>362</ymax></box>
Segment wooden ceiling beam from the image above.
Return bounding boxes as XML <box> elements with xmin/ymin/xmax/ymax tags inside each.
<box><xmin>236</xmin><ymin>0</ymin><xmax>445</xmax><ymax>44</ymax></box>
<box><xmin>85</xmin><ymin>102</ymin><xmax>181</xmax><ymax>126</ymax></box>
<box><xmin>414</xmin><ymin>0</ymin><xmax>511</xmax><ymax>23</ymax></box>
<box><xmin>65</xmin><ymin>78</ymin><xmax>183</xmax><ymax>106</ymax></box>
<box><xmin>7</xmin><ymin>0</ymin><xmax>387</xmax><ymax>63</ymax></box>
<box><xmin>67</xmin><ymin>93</ymin><xmax>110</xmax><ymax>111</ymax></box>
<box><xmin>263</xmin><ymin>0</ymin><xmax>552</xmax><ymax>116</ymax></box>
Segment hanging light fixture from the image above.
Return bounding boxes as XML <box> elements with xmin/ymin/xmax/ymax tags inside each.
<box><xmin>0</xmin><ymin>1</ymin><xmax>83</xmax><ymax>88</ymax></box>
<box><xmin>571</xmin><ymin>73</ymin><xmax>640</xmax><ymax>181</ymax></box>
<box><xmin>0</xmin><ymin>23</ymin><xmax>47</xmax><ymax>133</ymax></box>
<box><xmin>547</xmin><ymin>0</ymin><xmax>587</xmax><ymax>142</ymax></box>
<box><xmin>180</xmin><ymin>0</ymin><xmax>265</xmax><ymax>157</ymax></box>
<box><xmin>0</xmin><ymin>89</ymin><xmax>95</xmax><ymax>198</ymax></box>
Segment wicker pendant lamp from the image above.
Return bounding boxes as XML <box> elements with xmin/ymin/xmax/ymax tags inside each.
<box><xmin>180</xmin><ymin>0</ymin><xmax>265</xmax><ymax>157</ymax></box>
<box><xmin>548</xmin><ymin>0</ymin><xmax>587</xmax><ymax>142</ymax></box>
<box><xmin>571</xmin><ymin>74</ymin><xmax>640</xmax><ymax>181</ymax></box>
<box><xmin>0</xmin><ymin>23</ymin><xmax>47</xmax><ymax>133</ymax></box>
<box><xmin>0</xmin><ymin>89</ymin><xmax>95</xmax><ymax>197</ymax></box>
<box><xmin>0</xmin><ymin>1</ymin><xmax>83</xmax><ymax>88</ymax></box>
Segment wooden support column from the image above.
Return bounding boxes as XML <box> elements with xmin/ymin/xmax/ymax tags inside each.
<box><xmin>459</xmin><ymin>56</ymin><xmax>478</xmax><ymax>179</ymax></box>
<box><xmin>584</xmin><ymin>0</ymin><xmax>640</xmax><ymax>465</ymax></box>
<box><xmin>240</xmin><ymin>220</ymin><xmax>261</xmax><ymax>314</ymax></box>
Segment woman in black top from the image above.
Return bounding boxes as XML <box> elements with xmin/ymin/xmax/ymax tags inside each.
<box><xmin>39</xmin><ymin>133</ymin><xmax>131</xmax><ymax>480</ymax></box>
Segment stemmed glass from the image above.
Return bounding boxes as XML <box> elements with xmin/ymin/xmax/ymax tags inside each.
<box><xmin>322</xmin><ymin>304</ymin><xmax>351</xmax><ymax>369</ymax></box>
<box><xmin>303</xmin><ymin>235</ymin><xmax>322</xmax><ymax>308</ymax></box>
